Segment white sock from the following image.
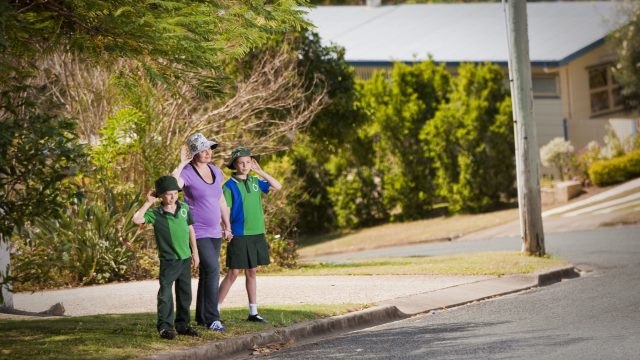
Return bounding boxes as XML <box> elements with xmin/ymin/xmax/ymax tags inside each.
<box><xmin>217</xmin><ymin>303</ymin><xmax>221</xmax><ymax>313</ymax></box>
<box><xmin>249</xmin><ymin>303</ymin><xmax>258</xmax><ymax>316</ymax></box>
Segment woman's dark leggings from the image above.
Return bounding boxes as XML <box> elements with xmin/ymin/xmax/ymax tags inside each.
<box><xmin>195</xmin><ymin>237</ymin><xmax>222</xmax><ymax>327</ymax></box>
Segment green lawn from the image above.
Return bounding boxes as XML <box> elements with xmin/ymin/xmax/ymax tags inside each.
<box><xmin>270</xmin><ymin>251</ymin><xmax>567</xmax><ymax>276</ymax></box>
<box><xmin>0</xmin><ymin>305</ymin><xmax>360</xmax><ymax>360</ymax></box>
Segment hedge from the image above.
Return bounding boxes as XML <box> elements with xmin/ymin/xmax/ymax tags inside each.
<box><xmin>588</xmin><ymin>150</ymin><xmax>640</xmax><ymax>186</ymax></box>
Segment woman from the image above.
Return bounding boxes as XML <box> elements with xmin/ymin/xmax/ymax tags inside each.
<box><xmin>172</xmin><ymin>133</ymin><xmax>232</xmax><ymax>332</ymax></box>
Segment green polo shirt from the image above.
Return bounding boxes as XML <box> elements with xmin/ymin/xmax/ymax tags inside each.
<box><xmin>144</xmin><ymin>201</ymin><xmax>194</xmax><ymax>260</ymax></box>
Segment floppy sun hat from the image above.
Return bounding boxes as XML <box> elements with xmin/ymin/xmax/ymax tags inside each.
<box><xmin>187</xmin><ymin>133</ymin><xmax>218</xmax><ymax>160</ymax></box>
<box><xmin>226</xmin><ymin>147</ymin><xmax>260</xmax><ymax>170</ymax></box>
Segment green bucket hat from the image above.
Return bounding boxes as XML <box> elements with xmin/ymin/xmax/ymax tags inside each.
<box><xmin>154</xmin><ymin>176</ymin><xmax>182</xmax><ymax>196</ymax></box>
<box><xmin>226</xmin><ymin>147</ymin><xmax>260</xmax><ymax>170</ymax></box>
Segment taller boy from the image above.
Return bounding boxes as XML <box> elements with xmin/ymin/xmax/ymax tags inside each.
<box><xmin>217</xmin><ymin>147</ymin><xmax>282</xmax><ymax>323</ymax></box>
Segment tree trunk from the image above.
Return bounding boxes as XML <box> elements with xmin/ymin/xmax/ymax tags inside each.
<box><xmin>0</xmin><ymin>233</ymin><xmax>13</xmax><ymax>308</ymax></box>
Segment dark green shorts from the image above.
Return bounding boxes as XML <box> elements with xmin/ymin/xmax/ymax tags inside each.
<box><xmin>226</xmin><ymin>234</ymin><xmax>270</xmax><ymax>269</ymax></box>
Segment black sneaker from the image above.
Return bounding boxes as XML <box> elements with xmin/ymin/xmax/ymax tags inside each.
<box><xmin>159</xmin><ymin>328</ymin><xmax>177</xmax><ymax>340</ymax></box>
<box><xmin>247</xmin><ymin>314</ymin><xmax>268</xmax><ymax>323</ymax></box>
<box><xmin>177</xmin><ymin>326</ymin><xmax>200</xmax><ymax>337</ymax></box>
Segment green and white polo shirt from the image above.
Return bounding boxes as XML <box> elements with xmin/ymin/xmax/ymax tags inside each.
<box><xmin>144</xmin><ymin>201</ymin><xmax>194</xmax><ymax>260</ymax></box>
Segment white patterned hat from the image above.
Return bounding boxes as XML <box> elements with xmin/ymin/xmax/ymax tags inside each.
<box><xmin>187</xmin><ymin>133</ymin><xmax>218</xmax><ymax>159</ymax></box>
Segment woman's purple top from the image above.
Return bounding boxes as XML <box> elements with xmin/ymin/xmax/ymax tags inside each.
<box><xmin>181</xmin><ymin>163</ymin><xmax>224</xmax><ymax>239</ymax></box>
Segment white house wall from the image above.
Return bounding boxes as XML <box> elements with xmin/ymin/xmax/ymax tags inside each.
<box><xmin>559</xmin><ymin>43</ymin><xmax>626</xmax><ymax>151</ymax></box>
<box><xmin>533</xmin><ymin>97</ymin><xmax>564</xmax><ymax>149</ymax></box>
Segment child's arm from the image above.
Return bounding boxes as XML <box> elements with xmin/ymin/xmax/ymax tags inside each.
<box><xmin>250</xmin><ymin>158</ymin><xmax>282</xmax><ymax>191</ymax></box>
<box><xmin>171</xmin><ymin>145</ymin><xmax>191</xmax><ymax>188</ymax></box>
<box><xmin>133</xmin><ymin>190</ymin><xmax>157</xmax><ymax>224</ymax></box>
<box><xmin>189</xmin><ymin>225</ymin><xmax>199</xmax><ymax>268</ymax></box>
<box><xmin>219</xmin><ymin>195</ymin><xmax>233</xmax><ymax>240</ymax></box>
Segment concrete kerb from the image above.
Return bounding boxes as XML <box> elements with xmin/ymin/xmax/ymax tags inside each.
<box><xmin>140</xmin><ymin>266</ymin><xmax>579</xmax><ymax>360</ymax></box>
<box><xmin>139</xmin><ymin>306</ymin><xmax>407</xmax><ymax>360</ymax></box>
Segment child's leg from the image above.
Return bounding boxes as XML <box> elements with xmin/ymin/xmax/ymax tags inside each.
<box><xmin>174</xmin><ymin>258</ymin><xmax>193</xmax><ymax>332</ymax></box>
<box><xmin>244</xmin><ymin>268</ymin><xmax>266</xmax><ymax>322</ymax></box>
<box><xmin>245</xmin><ymin>267</ymin><xmax>258</xmax><ymax>306</ymax></box>
<box><xmin>218</xmin><ymin>268</ymin><xmax>240</xmax><ymax>305</ymax></box>
<box><xmin>157</xmin><ymin>260</ymin><xmax>181</xmax><ymax>332</ymax></box>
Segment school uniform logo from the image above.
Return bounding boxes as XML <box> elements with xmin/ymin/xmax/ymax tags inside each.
<box><xmin>180</xmin><ymin>208</ymin><xmax>188</xmax><ymax>218</ymax></box>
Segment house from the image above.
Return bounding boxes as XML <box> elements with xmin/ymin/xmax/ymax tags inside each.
<box><xmin>305</xmin><ymin>1</ymin><xmax>637</xmax><ymax>154</ymax></box>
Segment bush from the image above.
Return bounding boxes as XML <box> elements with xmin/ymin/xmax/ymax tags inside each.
<box><xmin>540</xmin><ymin>137</ymin><xmax>575</xmax><ymax>180</ymax></box>
<box><xmin>588</xmin><ymin>150</ymin><xmax>640</xmax><ymax>186</ymax></box>
<box><xmin>12</xmin><ymin>189</ymin><xmax>145</xmax><ymax>291</ymax></box>
<box><xmin>421</xmin><ymin>63</ymin><xmax>515</xmax><ymax>213</ymax></box>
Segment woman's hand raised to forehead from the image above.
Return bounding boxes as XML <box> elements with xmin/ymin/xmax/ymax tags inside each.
<box><xmin>180</xmin><ymin>144</ymin><xmax>191</xmax><ymax>164</ymax></box>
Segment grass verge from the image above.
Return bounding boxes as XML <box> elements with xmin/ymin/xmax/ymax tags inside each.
<box><xmin>0</xmin><ymin>304</ymin><xmax>361</xmax><ymax>360</ymax></box>
<box><xmin>298</xmin><ymin>209</ymin><xmax>519</xmax><ymax>258</ymax></box>
<box><xmin>270</xmin><ymin>251</ymin><xmax>567</xmax><ymax>276</ymax></box>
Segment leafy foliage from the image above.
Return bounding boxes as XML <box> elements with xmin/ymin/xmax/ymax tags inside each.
<box><xmin>13</xmin><ymin>190</ymin><xmax>148</xmax><ymax>290</ymax></box>
<box><xmin>610</xmin><ymin>2</ymin><xmax>640</xmax><ymax>111</ymax></box>
<box><xmin>357</xmin><ymin>61</ymin><xmax>451</xmax><ymax>219</ymax></box>
<box><xmin>421</xmin><ymin>63</ymin><xmax>514</xmax><ymax>213</ymax></box>
<box><xmin>325</xmin><ymin>149</ymin><xmax>387</xmax><ymax>228</ymax></box>
<box><xmin>0</xmin><ymin>81</ymin><xmax>86</xmax><ymax>238</ymax></box>
<box><xmin>1</xmin><ymin>0</ymin><xmax>312</xmax><ymax>93</ymax></box>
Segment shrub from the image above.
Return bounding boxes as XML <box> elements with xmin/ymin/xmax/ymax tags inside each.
<box><xmin>540</xmin><ymin>137</ymin><xmax>575</xmax><ymax>180</ymax></box>
<box><xmin>421</xmin><ymin>63</ymin><xmax>515</xmax><ymax>213</ymax></box>
<box><xmin>12</xmin><ymin>189</ymin><xmax>144</xmax><ymax>290</ymax></box>
<box><xmin>588</xmin><ymin>150</ymin><xmax>640</xmax><ymax>186</ymax></box>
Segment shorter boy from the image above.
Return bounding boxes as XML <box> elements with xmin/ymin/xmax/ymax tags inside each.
<box><xmin>133</xmin><ymin>176</ymin><xmax>200</xmax><ymax>339</ymax></box>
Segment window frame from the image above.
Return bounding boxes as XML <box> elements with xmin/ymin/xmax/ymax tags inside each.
<box><xmin>587</xmin><ymin>63</ymin><xmax>623</xmax><ymax>117</ymax></box>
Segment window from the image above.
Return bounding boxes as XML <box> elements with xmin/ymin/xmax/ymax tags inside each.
<box><xmin>588</xmin><ymin>64</ymin><xmax>623</xmax><ymax>115</ymax></box>
<box><xmin>532</xmin><ymin>75</ymin><xmax>559</xmax><ymax>98</ymax></box>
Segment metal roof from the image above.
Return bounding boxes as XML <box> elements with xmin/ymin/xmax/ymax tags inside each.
<box><xmin>303</xmin><ymin>2</ymin><xmax>626</xmax><ymax>67</ymax></box>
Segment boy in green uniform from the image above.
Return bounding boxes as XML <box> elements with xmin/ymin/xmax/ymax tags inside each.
<box><xmin>133</xmin><ymin>176</ymin><xmax>200</xmax><ymax>339</ymax></box>
<box><xmin>217</xmin><ymin>147</ymin><xmax>282</xmax><ymax>323</ymax></box>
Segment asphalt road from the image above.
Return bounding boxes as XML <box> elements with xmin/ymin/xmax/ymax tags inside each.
<box><xmin>251</xmin><ymin>225</ymin><xmax>640</xmax><ymax>359</ymax></box>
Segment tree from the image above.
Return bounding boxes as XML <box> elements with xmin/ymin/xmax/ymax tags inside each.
<box><xmin>0</xmin><ymin>82</ymin><xmax>85</xmax><ymax>306</ymax></box>
<box><xmin>421</xmin><ymin>63</ymin><xmax>515</xmax><ymax>213</ymax></box>
<box><xmin>0</xmin><ymin>0</ymin><xmax>313</xmax><ymax>307</ymax></box>
<box><xmin>289</xmin><ymin>31</ymin><xmax>363</xmax><ymax>234</ymax></box>
<box><xmin>0</xmin><ymin>1</ymin><xmax>311</xmax><ymax>92</ymax></box>
<box><xmin>610</xmin><ymin>2</ymin><xmax>640</xmax><ymax>111</ymax></box>
<box><xmin>357</xmin><ymin>61</ymin><xmax>450</xmax><ymax>220</ymax></box>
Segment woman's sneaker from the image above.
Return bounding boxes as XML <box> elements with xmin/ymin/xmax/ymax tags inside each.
<box><xmin>247</xmin><ymin>314</ymin><xmax>268</xmax><ymax>323</ymax></box>
<box><xmin>209</xmin><ymin>320</ymin><xmax>226</xmax><ymax>332</ymax></box>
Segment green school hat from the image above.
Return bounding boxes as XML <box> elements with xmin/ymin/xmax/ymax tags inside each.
<box><xmin>226</xmin><ymin>147</ymin><xmax>260</xmax><ymax>170</ymax></box>
<box><xmin>154</xmin><ymin>176</ymin><xmax>182</xmax><ymax>196</ymax></box>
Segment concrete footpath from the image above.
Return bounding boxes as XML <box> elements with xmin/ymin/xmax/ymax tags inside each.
<box><xmin>4</xmin><ymin>265</ymin><xmax>581</xmax><ymax>359</ymax></box>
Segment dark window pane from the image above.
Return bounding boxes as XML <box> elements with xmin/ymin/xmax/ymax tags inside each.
<box><xmin>589</xmin><ymin>67</ymin><xmax>608</xmax><ymax>89</ymax></box>
<box><xmin>612</xmin><ymin>86</ymin><xmax>624</xmax><ymax>108</ymax></box>
<box><xmin>590</xmin><ymin>90</ymin><xmax>610</xmax><ymax>113</ymax></box>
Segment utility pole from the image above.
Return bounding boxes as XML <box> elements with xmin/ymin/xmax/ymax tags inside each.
<box><xmin>504</xmin><ymin>0</ymin><xmax>546</xmax><ymax>256</ymax></box>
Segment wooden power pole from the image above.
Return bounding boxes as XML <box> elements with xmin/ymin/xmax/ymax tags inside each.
<box><xmin>504</xmin><ymin>0</ymin><xmax>546</xmax><ymax>256</ymax></box>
